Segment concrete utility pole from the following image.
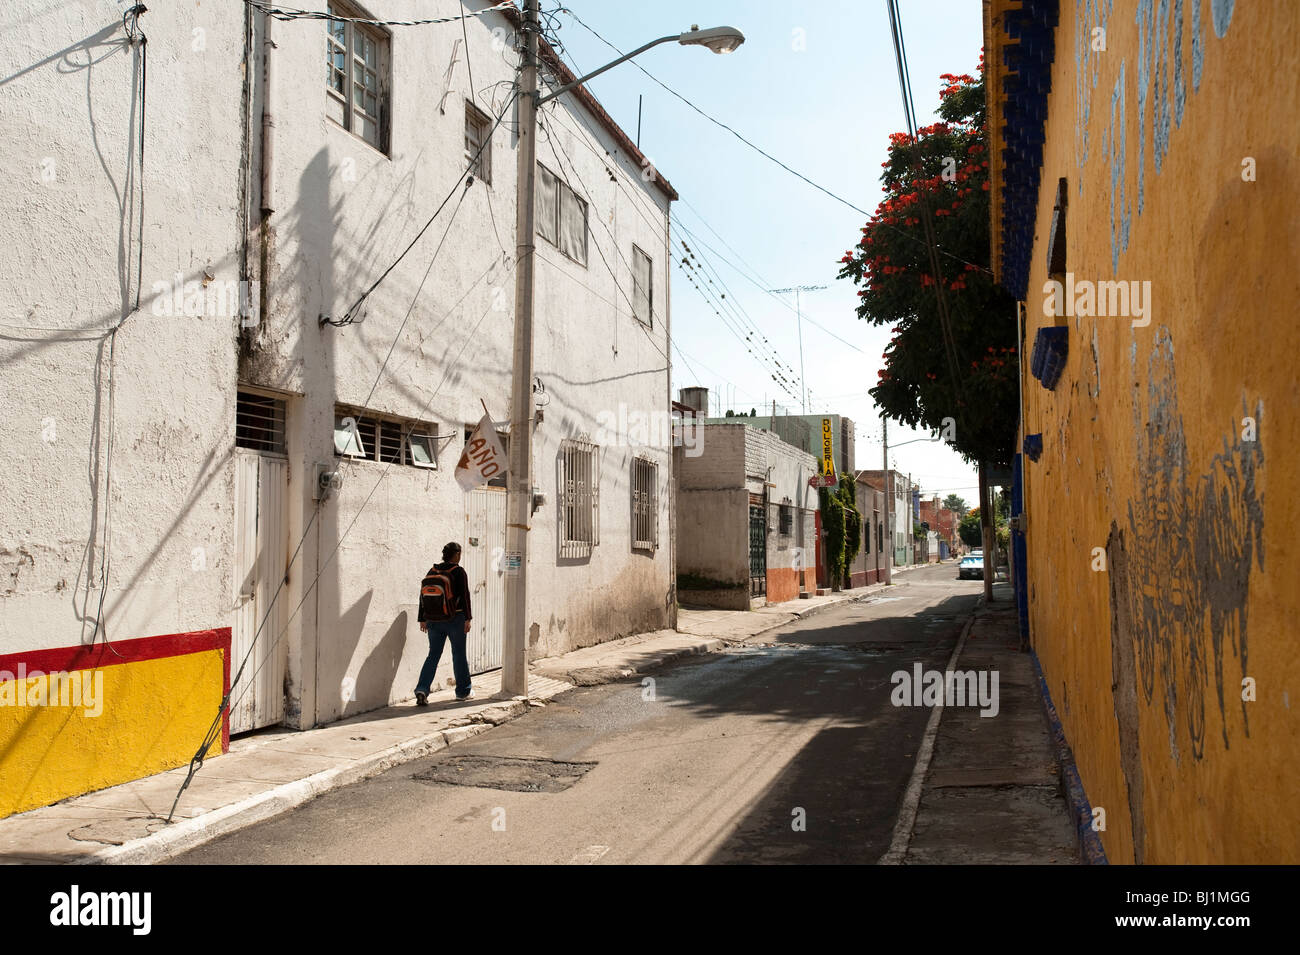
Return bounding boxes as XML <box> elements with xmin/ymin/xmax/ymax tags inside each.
<box><xmin>881</xmin><ymin>415</ymin><xmax>891</xmax><ymax>584</ymax></box>
<box><xmin>502</xmin><ymin>0</ymin><xmax>541</xmax><ymax>696</ymax></box>
<box><xmin>502</xmin><ymin>8</ymin><xmax>744</xmax><ymax>696</ymax></box>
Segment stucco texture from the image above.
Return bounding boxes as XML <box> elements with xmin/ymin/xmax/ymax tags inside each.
<box><xmin>994</xmin><ymin>0</ymin><xmax>1299</xmax><ymax>862</ymax></box>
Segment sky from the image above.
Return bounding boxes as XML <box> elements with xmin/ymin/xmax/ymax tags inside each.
<box><xmin>550</xmin><ymin>0</ymin><xmax>986</xmax><ymax>508</ymax></box>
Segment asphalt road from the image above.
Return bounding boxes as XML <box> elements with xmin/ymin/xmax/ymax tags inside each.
<box><xmin>174</xmin><ymin>564</ymin><xmax>980</xmax><ymax>865</ymax></box>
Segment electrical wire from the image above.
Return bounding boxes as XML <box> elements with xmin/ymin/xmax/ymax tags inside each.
<box><xmin>88</xmin><ymin>4</ymin><xmax>148</xmax><ymax>656</ymax></box>
<box><xmin>245</xmin><ymin>0</ymin><xmax>516</xmax><ymax>27</ymax></box>
<box><xmin>325</xmin><ymin>90</ymin><xmax>519</xmax><ymax>326</ymax></box>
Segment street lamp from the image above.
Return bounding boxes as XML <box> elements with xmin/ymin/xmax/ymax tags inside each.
<box><xmin>503</xmin><ymin>2</ymin><xmax>744</xmax><ymax>696</ymax></box>
<box><xmin>537</xmin><ymin>24</ymin><xmax>744</xmax><ymax>106</ymax></box>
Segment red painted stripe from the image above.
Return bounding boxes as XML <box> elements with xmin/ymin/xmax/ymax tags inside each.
<box><xmin>0</xmin><ymin>628</ymin><xmax>232</xmax><ymax>753</ymax></box>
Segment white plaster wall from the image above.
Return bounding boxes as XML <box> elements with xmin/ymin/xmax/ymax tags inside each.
<box><xmin>239</xmin><ymin>2</ymin><xmax>674</xmax><ymax>723</ymax></box>
<box><xmin>0</xmin><ymin>1</ymin><xmax>244</xmax><ymax>653</ymax></box>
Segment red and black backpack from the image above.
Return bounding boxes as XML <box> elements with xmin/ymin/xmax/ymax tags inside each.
<box><xmin>420</xmin><ymin>565</ymin><xmax>458</xmax><ymax>621</ymax></box>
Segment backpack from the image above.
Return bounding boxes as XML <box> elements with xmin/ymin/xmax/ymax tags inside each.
<box><xmin>420</xmin><ymin>565</ymin><xmax>458</xmax><ymax>621</ymax></box>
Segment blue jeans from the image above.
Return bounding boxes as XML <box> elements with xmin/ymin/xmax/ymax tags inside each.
<box><xmin>415</xmin><ymin>613</ymin><xmax>472</xmax><ymax>698</ymax></box>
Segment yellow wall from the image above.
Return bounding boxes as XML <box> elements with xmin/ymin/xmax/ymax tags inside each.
<box><xmin>0</xmin><ymin>641</ymin><xmax>227</xmax><ymax>818</ymax></box>
<box><xmin>1005</xmin><ymin>1</ymin><xmax>1299</xmax><ymax>863</ymax></box>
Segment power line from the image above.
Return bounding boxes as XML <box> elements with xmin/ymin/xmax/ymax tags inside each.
<box><xmin>558</xmin><ymin>6</ymin><xmax>873</xmax><ymax>218</ymax></box>
<box><xmin>245</xmin><ymin>0</ymin><xmax>516</xmax><ymax>26</ymax></box>
<box><xmin>325</xmin><ymin>90</ymin><xmax>519</xmax><ymax>326</ymax></box>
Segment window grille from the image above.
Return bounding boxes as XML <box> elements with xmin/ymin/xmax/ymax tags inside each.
<box><xmin>632</xmin><ymin>457</ymin><xmax>658</xmax><ymax>551</ymax></box>
<box><xmin>237</xmin><ymin>391</ymin><xmax>287</xmax><ymax>454</ymax></box>
<box><xmin>559</xmin><ymin>437</ymin><xmax>599</xmax><ymax>558</ymax></box>
<box><xmin>778</xmin><ymin>503</ymin><xmax>793</xmax><ymax>536</ymax></box>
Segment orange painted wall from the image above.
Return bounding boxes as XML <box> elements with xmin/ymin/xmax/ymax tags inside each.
<box><xmin>766</xmin><ymin>567</ymin><xmax>801</xmax><ymax>604</ymax></box>
<box><xmin>992</xmin><ymin>1</ymin><xmax>1300</xmax><ymax>862</ymax></box>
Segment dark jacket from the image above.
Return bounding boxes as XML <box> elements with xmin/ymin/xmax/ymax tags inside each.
<box><xmin>418</xmin><ymin>562</ymin><xmax>472</xmax><ymax>623</ymax></box>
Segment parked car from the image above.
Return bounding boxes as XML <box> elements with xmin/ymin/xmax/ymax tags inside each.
<box><xmin>958</xmin><ymin>555</ymin><xmax>984</xmax><ymax>580</ymax></box>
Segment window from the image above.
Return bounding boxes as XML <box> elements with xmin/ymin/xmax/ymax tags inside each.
<box><xmin>536</xmin><ymin>162</ymin><xmax>587</xmax><ymax>266</ymax></box>
<box><xmin>559</xmin><ymin>437</ymin><xmax>599</xmax><ymax>558</ymax></box>
<box><xmin>778</xmin><ymin>503</ymin><xmax>793</xmax><ymax>536</ymax></box>
<box><xmin>334</xmin><ymin>412</ymin><xmax>375</xmax><ymax>458</ymax></box>
<box><xmin>326</xmin><ymin>3</ymin><xmax>388</xmax><ymax>152</ymax></box>
<box><xmin>632</xmin><ymin>245</ymin><xmax>652</xmax><ymax>326</ymax></box>
<box><xmin>537</xmin><ymin>164</ymin><xmax>558</xmax><ymax>245</ymax></box>
<box><xmin>408</xmin><ymin>431</ymin><xmax>437</xmax><ymax>469</ymax></box>
<box><xmin>237</xmin><ymin>391</ymin><xmax>286</xmax><ymax>454</ymax></box>
<box><xmin>464</xmin><ymin>103</ymin><xmax>492</xmax><ymax>184</ymax></box>
<box><xmin>631</xmin><ymin>457</ymin><xmax>658</xmax><ymax>552</ymax></box>
<box><xmin>335</xmin><ymin>406</ymin><xmax>443</xmax><ymax>467</ymax></box>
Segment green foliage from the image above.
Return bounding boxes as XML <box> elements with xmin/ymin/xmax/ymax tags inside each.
<box><xmin>958</xmin><ymin>509</ymin><xmax>983</xmax><ymax>548</ymax></box>
<box><xmin>836</xmin><ymin>62</ymin><xmax>1018</xmax><ymax>468</ymax></box>
<box><xmin>839</xmin><ymin>475</ymin><xmax>861</xmax><ymax>586</ymax></box>
<box><xmin>942</xmin><ymin>494</ymin><xmax>967</xmax><ymax>515</ymax></box>
<box><xmin>819</xmin><ymin>486</ymin><xmax>845</xmax><ymax>586</ymax></box>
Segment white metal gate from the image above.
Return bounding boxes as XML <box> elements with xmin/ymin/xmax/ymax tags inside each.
<box><xmin>463</xmin><ymin>488</ymin><xmax>506</xmax><ymax>674</ymax></box>
<box><xmin>232</xmin><ymin>451</ymin><xmax>289</xmax><ymax>734</ymax></box>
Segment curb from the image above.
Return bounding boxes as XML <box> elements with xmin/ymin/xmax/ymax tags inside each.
<box><xmin>878</xmin><ymin>606</ymin><xmax>978</xmax><ymax>865</ymax></box>
<box><xmin>80</xmin><ymin>699</ymin><xmax>532</xmax><ymax>865</ymax></box>
<box><xmin>1028</xmin><ymin>650</ymin><xmax>1108</xmax><ymax>865</ymax></box>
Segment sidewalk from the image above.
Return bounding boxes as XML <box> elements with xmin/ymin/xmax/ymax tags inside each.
<box><xmin>0</xmin><ymin>588</ymin><xmax>870</xmax><ymax>865</ymax></box>
<box><xmin>884</xmin><ymin>582</ymin><xmax>1081</xmax><ymax>864</ymax></box>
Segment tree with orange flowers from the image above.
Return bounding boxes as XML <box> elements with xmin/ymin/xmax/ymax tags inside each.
<box><xmin>836</xmin><ymin>58</ymin><xmax>1018</xmax><ymax>467</ymax></box>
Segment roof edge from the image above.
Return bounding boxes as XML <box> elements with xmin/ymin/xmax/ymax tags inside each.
<box><xmin>500</xmin><ymin>5</ymin><xmax>679</xmax><ymax>203</ymax></box>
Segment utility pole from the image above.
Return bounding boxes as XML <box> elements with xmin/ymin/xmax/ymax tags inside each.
<box><xmin>502</xmin><ymin>0</ymin><xmax>540</xmax><ymax>696</ymax></box>
<box><xmin>767</xmin><ymin>284</ymin><xmax>826</xmax><ymax>414</ymax></box>
<box><xmin>501</xmin><ymin>8</ymin><xmax>743</xmax><ymax>697</ymax></box>
<box><xmin>882</xmin><ymin>415</ymin><xmax>891</xmax><ymax>584</ymax></box>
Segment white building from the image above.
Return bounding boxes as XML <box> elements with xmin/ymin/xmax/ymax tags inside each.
<box><xmin>0</xmin><ymin>0</ymin><xmax>676</xmax><ymax>815</ymax></box>
<box><xmin>676</xmin><ymin>420</ymin><xmax>819</xmax><ymax>609</ymax></box>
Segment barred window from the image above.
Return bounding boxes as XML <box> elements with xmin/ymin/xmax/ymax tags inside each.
<box><xmin>236</xmin><ymin>391</ymin><xmax>287</xmax><ymax>454</ymax></box>
<box><xmin>559</xmin><ymin>437</ymin><xmax>599</xmax><ymax>558</ymax></box>
<box><xmin>778</xmin><ymin>503</ymin><xmax>793</xmax><ymax>536</ymax></box>
<box><xmin>335</xmin><ymin>405</ymin><xmax>443</xmax><ymax>468</ymax></box>
<box><xmin>631</xmin><ymin>457</ymin><xmax>658</xmax><ymax>551</ymax></box>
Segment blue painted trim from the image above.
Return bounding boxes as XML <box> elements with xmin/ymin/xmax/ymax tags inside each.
<box><xmin>1029</xmin><ymin>650</ymin><xmax>1109</xmax><ymax>865</ymax></box>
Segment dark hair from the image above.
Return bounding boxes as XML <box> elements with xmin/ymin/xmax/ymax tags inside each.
<box><xmin>442</xmin><ymin>541</ymin><xmax>462</xmax><ymax>562</ymax></box>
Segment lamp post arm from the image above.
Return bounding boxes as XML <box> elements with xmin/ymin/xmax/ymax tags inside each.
<box><xmin>536</xmin><ymin>35</ymin><xmax>680</xmax><ymax>105</ymax></box>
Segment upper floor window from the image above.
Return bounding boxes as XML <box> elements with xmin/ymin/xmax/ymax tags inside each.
<box><xmin>465</xmin><ymin>103</ymin><xmax>493</xmax><ymax>184</ymax></box>
<box><xmin>537</xmin><ymin>163</ymin><xmax>588</xmax><ymax>266</ymax></box>
<box><xmin>632</xmin><ymin>245</ymin><xmax>652</xmax><ymax>326</ymax></box>
<box><xmin>326</xmin><ymin>3</ymin><xmax>389</xmax><ymax>152</ymax></box>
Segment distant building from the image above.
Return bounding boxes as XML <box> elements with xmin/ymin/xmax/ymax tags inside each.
<box><xmin>675</xmin><ymin>423</ymin><xmax>818</xmax><ymax>609</ymax></box>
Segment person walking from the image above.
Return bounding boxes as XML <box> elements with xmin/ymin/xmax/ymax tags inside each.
<box><xmin>415</xmin><ymin>542</ymin><xmax>474</xmax><ymax>706</ymax></box>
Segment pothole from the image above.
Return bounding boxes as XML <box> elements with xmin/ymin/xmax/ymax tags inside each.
<box><xmin>412</xmin><ymin>755</ymin><xmax>597</xmax><ymax>793</ymax></box>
